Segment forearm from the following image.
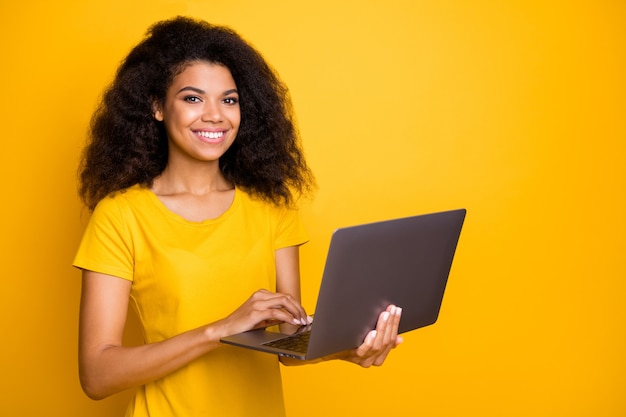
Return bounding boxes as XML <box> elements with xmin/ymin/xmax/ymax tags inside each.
<box><xmin>80</xmin><ymin>322</ymin><xmax>225</xmax><ymax>400</ymax></box>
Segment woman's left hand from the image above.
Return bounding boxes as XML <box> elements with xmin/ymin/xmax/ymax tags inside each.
<box><xmin>341</xmin><ymin>305</ymin><xmax>403</xmax><ymax>368</ymax></box>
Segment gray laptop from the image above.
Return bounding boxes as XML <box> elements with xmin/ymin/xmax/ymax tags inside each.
<box><xmin>220</xmin><ymin>208</ymin><xmax>466</xmax><ymax>360</ymax></box>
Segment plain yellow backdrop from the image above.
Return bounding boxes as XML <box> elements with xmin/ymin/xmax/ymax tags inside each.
<box><xmin>0</xmin><ymin>0</ymin><xmax>624</xmax><ymax>415</ymax></box>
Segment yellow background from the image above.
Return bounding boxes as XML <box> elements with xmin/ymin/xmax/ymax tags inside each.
<box><xmin>1</xmin><ymin>0</ymin><xmax>624</xmax><ymax>415</ymax></box>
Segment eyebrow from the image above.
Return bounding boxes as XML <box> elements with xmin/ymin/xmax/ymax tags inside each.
<box><xmin>176</xmin><ymin>86</ymin><xmax>239</xmax><ymax>96</ymax></box>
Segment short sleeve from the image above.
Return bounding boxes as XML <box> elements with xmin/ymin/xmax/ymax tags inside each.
<box><xmin>73</xmin><ymin>197</ymin><xmax>135</xmax><ymax>281</ymax></box>
<box><xmin>274</xmin><ymin>207</ymin><xmax>308</xmax><ymax>250</ymax></box>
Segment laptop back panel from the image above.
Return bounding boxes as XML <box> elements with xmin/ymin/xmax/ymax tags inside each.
<box><xmin>305</xmin><ymin>209</ymin><xmax>466</xmax><ymax>359</ymax></box>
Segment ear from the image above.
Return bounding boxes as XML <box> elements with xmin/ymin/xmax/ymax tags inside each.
<box><xmin>152</xmin><ymin>100</ymin><xmax>164</xmax><ymax>121</ymax></box>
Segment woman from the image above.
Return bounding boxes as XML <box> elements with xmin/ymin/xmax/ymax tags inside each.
<box><xmin>74</xmin><ymin>16</ymin><xmax>402</xmax><ymax>417</ymax></box>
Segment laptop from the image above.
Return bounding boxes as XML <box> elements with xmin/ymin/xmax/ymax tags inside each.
<box><xmin>220</xmin><ymin>208</ymin><xmax>466</xmax><ymax>360</ymax></box>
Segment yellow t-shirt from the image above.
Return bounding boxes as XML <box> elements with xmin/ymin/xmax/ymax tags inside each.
<box><xmin>73</xmin><ymin>185</ymin><xmax>308</xmax><ymax>417</ymax></box>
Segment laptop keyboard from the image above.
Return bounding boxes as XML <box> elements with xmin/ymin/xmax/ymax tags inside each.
<box><xmin>262</xmin><ymin>331</ymin><xmax>311</xmax><ymax>353</ymax></box>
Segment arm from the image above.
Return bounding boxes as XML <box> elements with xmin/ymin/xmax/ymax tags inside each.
<box><xmin>79</xmin><ymin>270</ymin><xmax>225</xmax><ymax>399</ymax></box>
<box><xmin>274</xmin><ymin>245</ymin><xmax>306</xmax><ymax>317</ymax></box>
<box><xmin>274</xmin><ymin>246</ymin><xmax>403</xmax><ymax>367</ymax></box>
<box><xmin>275</xmin><ymin>245</ymin><xmax>313</xmax><ymax>365</ymax></box>
<box><xmin>79</xmin><ymin>268</ymin><xmax>309</xmax><ymax>400</ymax></box>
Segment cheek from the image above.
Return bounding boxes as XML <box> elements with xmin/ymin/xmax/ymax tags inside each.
<box><xmin>166</xmin><ymin>109</ymin><xmax>198</xmax><ymax>128</ymax></box>
<box><xmin>231</xmin><ymin>107</ymin><xmax>241</xmax><ymax>124</ymax></box>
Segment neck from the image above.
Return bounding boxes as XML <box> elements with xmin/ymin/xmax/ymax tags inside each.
<box><xmin>153</xmin><ymin>159</ymin><xmax>233</xmax><ymax>196</ymax></box>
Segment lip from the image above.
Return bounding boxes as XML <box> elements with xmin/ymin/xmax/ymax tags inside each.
<box><xmin>193</xmin><ymin>128</ymin><xmax>229</xmax><ymax>144</ymax></box>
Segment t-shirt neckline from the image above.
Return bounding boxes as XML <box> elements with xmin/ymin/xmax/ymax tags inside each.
<box><xmin>140</xmin><ymin>185</ymin><xmax>241</xmax><ymax>226</ymax></box>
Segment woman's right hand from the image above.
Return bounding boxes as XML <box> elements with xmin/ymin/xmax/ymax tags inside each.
<box><xmin>219</xmin><ymin>289</ymin><xmax>311</xmax><ymax>337</ymax></box>
<box><xmin>80</xmin><ymin>275</ymin><xmax>309</xmax><ymax>400</ymax></box>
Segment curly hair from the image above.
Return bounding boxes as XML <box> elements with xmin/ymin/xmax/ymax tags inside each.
<box><xmin>79</xmin><ymin>16</ymin><xmax>315</xmax><ymax>210</ymax></box>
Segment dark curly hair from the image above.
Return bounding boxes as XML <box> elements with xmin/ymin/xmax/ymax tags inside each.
<box><xmin>79</xmin><ymin>16</ymin><xmax>315</xmax><ymax>210</ymax></box>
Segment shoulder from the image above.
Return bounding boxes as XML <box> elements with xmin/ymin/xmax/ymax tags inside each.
<box><xmin>89</xmin><ymin>184</ymin><xmax>156</xmax><ymax>226</ymax></box>
<box><xmin>93</xmin><ymin>185</ymin><xmax>152</xmax><ymax>212</ymax></box>
<box><xmin>236</xmin><ymin>188</ymin><xmax>296</xmax><ymax>219</ymax></box>
<box><xmin>236</xmin><ymin>188</ymin><xmax>307</xmax><ymax>246</ymax></box>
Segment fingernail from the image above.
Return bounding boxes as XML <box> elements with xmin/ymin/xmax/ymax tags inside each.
<box><xmin>307</xmin><ymin>315</ymin><xmax>313</xmax><ymax>324</ymax></box>
<box><xmin>396</xmin><ymin>307</ymin><xmax>402</xmax><ymax>315</ymax></box>
<box><xmin>293</xmin><ymin>318</ymin><xmax>301</xmax><ymax>324</ymax></box>
<box><xmin>382</xmin><ymin>311</ymin><xmax>390</xmax><ymax>321</ymax></box>
<box><xmin>301</xmin><ymin>318</ymin><xmax>307</xmax><ymax>325</ymax></box>
<box><xmin>370</xmin><ymin>330</ymin><xmax>377</xmax><ymax>339</ymax></box>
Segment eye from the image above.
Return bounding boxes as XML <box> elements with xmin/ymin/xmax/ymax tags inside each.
<box><xmin>223</xmin><ymin>96</ymin><xmax>239</xmax><ymax>105</ymax></box>
<box><xmin>183</xmin><ymin>96</ymin><xmax>202</xmax><ymax>103</ymax></box>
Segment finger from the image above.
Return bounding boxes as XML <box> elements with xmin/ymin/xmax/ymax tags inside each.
<box><xmin>373</xmin><ymin>306</ymin><xmax>402</xmax><ymax>365</ymax></box>
<box><xmin>354</xmin><ymin>330</ymin><xmax>378</xmax><ymax>366</ymax></box>
<box><xmin>372</xmin><ymin>350</ymin><xmax>391</xmax><ymax>366</ymax></box>
<box><xmin>357</xmin><ymin>307</ymin><xmax>395</xmax><ymax>355</ymax></box>
<box><xmin>265</xmin><ymin>293</ymin><xmax>309</xmax><ymax>325</ymax></box>
<box><xmin>381</xmin><ymin>306</ymin><xmax>396</xmax><ymax>342</ymax></box>
<box><xmin>371</xmin><ymin>307</ymin><xmax>394</xmax><ymax>349</ymax></box>
<box><xmin>280</xmin><ymin>294</ymin><xmax>309</xmax><ymax>325</ymax></box>
<box><xmin>362</xmin><ymin>306</ymin><xmax>397</xmax><ymax>363</ymax></box>
<box><xmin>250</xmin><ymin>291</ymin><xmax>307</xmax><ymax>325</ymax></box>
<box><xmin>370</xmin><ymin>314</ymin><xmax>393</xmax><ymax>361</ymax></box>
<box><xmin>385</xmin><ymin>305</ymin><xmax>401</xmax><ymax>343</ymax></box>
<box><xmin>355</xmin><ymin>330</ymin><xmax>376</xmax><ymax>358</ymax></box>
<box><xmin>382</xmin><ymin>306</ymin><xmax>402</xmax><ymax>348</ymax></box>
<box><xmin>251</xmin><ymin>318</ymin><xmax>282</xmax><ymax>330</ymax></box>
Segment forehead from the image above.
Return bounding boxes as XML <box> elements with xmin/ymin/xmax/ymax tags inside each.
<box><xmin>170</xmin><ymin>61</ymin><xmax>236</xmax><ymax>87</ymax></box>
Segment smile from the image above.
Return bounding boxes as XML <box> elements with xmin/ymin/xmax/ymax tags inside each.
<box><xmin>196</xmin><ymin>130</ymin><xmax>225</xmax><ymax>139</ymax></box>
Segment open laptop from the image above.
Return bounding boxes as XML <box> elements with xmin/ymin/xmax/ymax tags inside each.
<box><xmin>220</xmin><ymin>208</ymin><xmax>466</xmax><ymax>360</ymax></box>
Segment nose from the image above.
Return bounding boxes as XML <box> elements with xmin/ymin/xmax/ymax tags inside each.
<box><xmin>201</xmin><ymin>101</ymin><xmax>223</xmax><ymax>122</ymax></box>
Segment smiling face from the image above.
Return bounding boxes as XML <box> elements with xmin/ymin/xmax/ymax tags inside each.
<box><xmin>154</xmin><ymin>61</ymin><xmax>241</xmax><ymax>166</ymax></box>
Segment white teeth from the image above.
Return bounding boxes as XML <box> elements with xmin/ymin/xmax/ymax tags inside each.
<box><xmin>197</xmin><ymin>131</ymin><xmax>224</xmax><ymax>139</ymax></box>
